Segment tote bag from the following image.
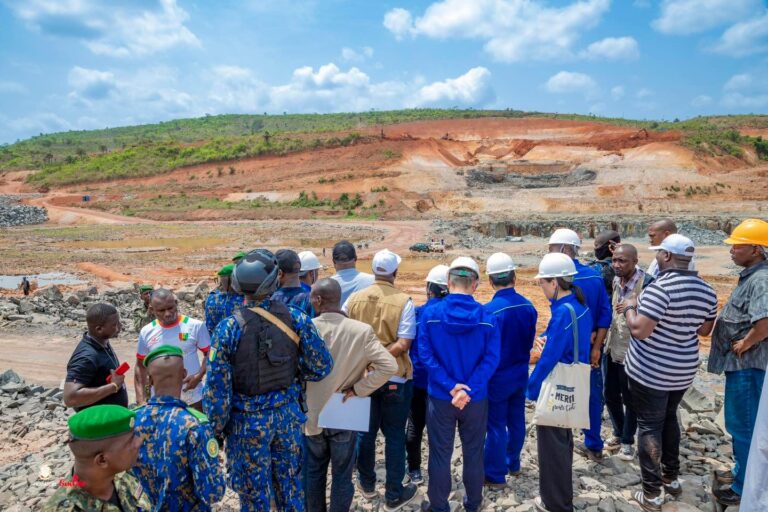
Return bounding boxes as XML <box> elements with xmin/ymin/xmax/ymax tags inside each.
<box><xmin>532</xmin><ymin>303</ymin><xmax>591</xmax><ymax>429</ymax></box>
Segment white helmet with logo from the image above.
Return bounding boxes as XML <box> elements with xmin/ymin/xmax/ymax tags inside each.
<box><xmin>535</xmin><ymin>253</ymin><xmax>578</xmax><ymax>279</ymax></box>
<box><xmin>449</xmin><ymin>256</ymin><xmax>481</xmax><ymax>278</ymax></box>
<box><xmin>548</xmin><ymin>228</ymin><xmax>582</xmax><ymax>248</ymax></box>
<box><xmin>486</xmin><ymin>252</ymin><xmax>517</xmax><ymax>275</ymax></box>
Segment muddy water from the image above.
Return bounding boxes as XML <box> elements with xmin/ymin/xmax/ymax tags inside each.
<box><xmin>0</xmin><ymin>272</ymin><xmax>85</xmax><ymax>289</ymax></box>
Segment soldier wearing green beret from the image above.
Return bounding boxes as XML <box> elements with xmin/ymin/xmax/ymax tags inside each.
<box><xmin>132</xmin><ymin>285</ymin><xmax>156</xmax><ymax>334</ymax></box>
<box><xmin>133</xmin><ymin>345</ymin><xmax>225</xmax><ymax>510</ymax></box>
<box><xmin>43</xmin><ymin>405</ymin><xmax>151</xmax><ymax>511</ymax></box>
<box><xmin>204</xmin><ymin>264</ymin><xmax>244</xmax><ymax>336</ymax></box>
<box><xmin>232</xmin><ymin>252</ymin><xmax>247</xmax><ymax>264</ymax></box>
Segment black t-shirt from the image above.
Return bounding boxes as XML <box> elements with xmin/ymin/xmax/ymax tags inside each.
<box><xmin>65</xmin><ymin>333</ymin><xmax>128</xmax><ymax>411</ymax></box>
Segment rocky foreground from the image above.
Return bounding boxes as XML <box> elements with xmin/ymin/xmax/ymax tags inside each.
<box><xmin>0</xmin><ymin>362</ymin><xmax>734</xmax><ymax>512</ymax></box>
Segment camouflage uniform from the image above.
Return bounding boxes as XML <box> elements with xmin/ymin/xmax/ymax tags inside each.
<box><xmin>204</xmin><ymin>289</ymin><xmax>244</xmax><ymax>336</ymax></box>
<box><xmin>133</xmin><ymin>396</ymin><xmax>225</xmax><ymax>511</ymax></box>
<box><xmin>203</xmin><ymin>299</ymin><xmax>333</xmax><ymax>511</ymax></box>
<box><xmin>43</xmin><ymin>471</ymin><xmax>152</xmax><ymax>511</ymax></box>
<box><xmin>133</xmin><ymin>306</ymin><xmax>156</xmax><ymax>334</ymax></box>
<box><xmin>589</xmin><ymin>258</ymin><xmax>616</xmax><ymax>295</ymax></box>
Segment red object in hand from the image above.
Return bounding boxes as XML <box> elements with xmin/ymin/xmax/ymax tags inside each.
<box><xmin>106</xmin><ymin>362</ymin><xmax>130</xmax><ymax>383</ymax></box>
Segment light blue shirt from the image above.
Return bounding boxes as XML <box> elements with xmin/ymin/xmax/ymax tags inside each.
<box><xmin>331</xmin><ymin>268</ymin><xmax>375</xmax><ymax>304</ymax></box>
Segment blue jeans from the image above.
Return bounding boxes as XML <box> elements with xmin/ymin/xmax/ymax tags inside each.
<box><xmin>484</xmin><ymin>387</ymin><xmax>526</xmax><ymax>482</ymax></box>
<box><xmin>357</xmin><ymin>380</ymin><xmax>413</xmax><ymax>501</ymax></box>
<box><xmin>602</xmin><ymin>355</ymin><xmax>636</xmax><ymax>445</ymax></box>
<box><xmin>725</xmin><ymin>369</ymin><xmax>765</xmax><ymax>495</ymax></box>
<box><xmin>582</xmin><ymin>365</ymin><xmax>604</xmax><ymax>451</ymax></box>
<box><xmin>305</xmin><ymin>429</ymin><xmax>357</xmax><ymax>512</ymax></box>
<box><xmin>427</xmin><ymin>397</ymin><xmax>488</xmax><ymax>512</ymax></box>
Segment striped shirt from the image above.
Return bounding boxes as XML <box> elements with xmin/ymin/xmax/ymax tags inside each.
<box><xmin>625</xmin><ymin>269</ymin><xmax>718</xmax><ymax>391</ymax></box>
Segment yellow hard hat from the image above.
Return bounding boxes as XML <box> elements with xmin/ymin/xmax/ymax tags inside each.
<box><xmin>724</xmin><ymin>219</ymin><xmax>768</xmax><ymax>246</ymax></box>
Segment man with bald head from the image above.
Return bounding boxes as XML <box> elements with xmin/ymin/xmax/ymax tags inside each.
<box><xmin>305</xmin><ymin>278</ymin><xmax>397</xmax><ymax>512</ymax></box>
<box><xmin>135</xmin><ymin>288</ymin><xmax>211</xmax><ymax>410</ymax></box>
<box><xmin>603</xmin><ymin>244</ymin><xmax>654</xmax><ymax>461</ymax></box>
<box><xmin>647</xmin><ymin>219</ymin><xmax>695</xmax><ymax>277</ymax></box>
<box><xmin>134</xmin><ymin>345</ymin><xmax>225</xmax><ymax>510</ymax></box>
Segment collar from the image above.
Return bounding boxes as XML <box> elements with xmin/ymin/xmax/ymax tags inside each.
<box><xmin>82</xmin><ymin>332</ymin><xmax>109</xmax><ymax>351</ymax></box>
<box><xmin>335</xmin><ymin>268</ymin><xmax>359</xmax><ymax>276</ymax></box>
<box><xmin>619</xmin><ymin>267</ymin><xmax>643</xmax><ymax>286</ymax></box>
<box><xmin>739</xmin><ymin>259</ymin><xmax>768</xmax><ymax>281</ymax></box>
<box><xmin>316</xmin><ymin>311</ymin><xmax>347</xmax><ymax>321</ymax></box>
<box><xmin>492</xmin><ymin>287</ymin><xmax>518</xmax><ymax>299</ymax></box>
<box><xmin>147</xmin><ymin>395</ymin><xmax>187</xmax><ymax>408</ymax></box>
<box><xmin>245</xmin><ymin>298</ymin><xmax>271</xmax><ymax>309</ymax></box>
<box><xmin>658</xmin><ymin>268</ymin><xmax>698</xmax><ymax>277</ymax></box>
<box><xmin>373</xmin><ymin>279</ymin><xmax>396</xmax><ymax>288</ymax></box>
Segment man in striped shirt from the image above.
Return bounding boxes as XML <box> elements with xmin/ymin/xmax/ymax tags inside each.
<box><xmin>620</xmin><ymin>234</ymin><xmax>717</xmax><ymax>512</ymax></box>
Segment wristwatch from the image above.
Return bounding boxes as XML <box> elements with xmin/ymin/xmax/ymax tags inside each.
<box><xmin>623</xmin><ymin>305</ymin><xmax>637</xmax><ymax>316</ymax></box>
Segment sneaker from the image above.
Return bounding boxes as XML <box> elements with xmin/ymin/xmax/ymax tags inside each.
<box><xmin>408</xmin><ymin>469</ymin><xmax>424</xmax><ymax>485</ymax></box>
<box><xmin>356</xmin><ymin>480</ymin><xmax>377</xmax><ymax>500</ymax></box>
<box><xmin>574</xmin><ymin>442</ymin><xmax>604</xmax><ymax>462</ymax></box>
<box><xmin>713</xmin><ymin>486</ymin><xmax>741</xmax><ymax>506</ymax></box>
<box><xmin>383</xmin><ymin>483</ymin><xmax>418</xmax><ymax>512</ymax></box>
<box><xmin>618</xmin><ymin>444</ymin><xmax>635</xmax><ymax>461</ymax></box>
<box><xmin>632</xmin><ymin>491</ymin><xmax>663</xmax><ymax>512</ymax></box>
<box><xmin>483</xmin><ymin>479</ymin><xmax>507</xmax><ymax>490</ymax></box>
<box><xmin>605</xmin><ymin>435</ymin><xmax>622</xmax><ymax>448</ymax></box>
<box><xmin>663</xmin><ymin>478</ymin><xmax>683</xmax><ymax>497</ymax></box>
<box><xmin>533</xmin><ymin>497</ymin><xmax>550</xmax><ymax>512</ymax></box>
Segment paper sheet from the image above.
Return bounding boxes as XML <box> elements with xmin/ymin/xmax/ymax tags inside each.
<box><xmin>318</xmin><ymin>392</ymin><xmax>371</xmax><ymax>432</ymax></box>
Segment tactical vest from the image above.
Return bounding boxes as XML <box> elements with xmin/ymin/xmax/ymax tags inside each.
<box><xmin>232</xmin><ymin>301</ymin><xmax>299</xmax><ymax>396</ymax></box>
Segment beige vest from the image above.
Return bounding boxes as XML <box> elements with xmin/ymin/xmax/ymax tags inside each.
<box><xmin>346</xmin><ymin>280</ymin><xmax>412</xmax><ymax>379</ymax></box>
<box><xmin>606</xmin><ymin>274</ymin><xmax>645</xmax><ymax>364</ymax></box>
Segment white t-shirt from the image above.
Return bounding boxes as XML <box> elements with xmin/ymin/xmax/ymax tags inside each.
<box><xmin>137</xmin><ymin>315</ymin><xmax>211</xmax><ymax>404</ymax></box>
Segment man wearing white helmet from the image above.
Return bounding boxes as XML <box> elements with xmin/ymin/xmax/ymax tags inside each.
<box><xmin>298</xmin><ymin>250</ymin><xmax>323</xmax><ymax>293</ymax></box>
<box><xmin>482</xmin><ymin>253</ymin><xmax>538</xmax><ymax>489</ymax></box>
<box><xmin>344</xmin><ymin>249</ymin><xmax>418</xmax><ymax>510</ymax></box>
<box><xmin>405</xmin><ymin>264</ymin><xmax>449</xmax><ymax>485</ymax></box>
<box><xmin>419</xmin><ymin>257</ymin><xmax>501</xmax><ymax>512</ymax></box>
<box><xmin>548</xmin><ymin>228</ymin><xmax>612</xmax><ymax>461</ymax></box>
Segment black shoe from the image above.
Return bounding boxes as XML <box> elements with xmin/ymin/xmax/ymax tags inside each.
<box><xmin>713</xmin><ymin>487</ymin><xmax>741</xmax><ymax>506</ymax></box>
<box><xmin>483</xmin><ymin>479</ymin><xmax>507</xmax><ymax>490</ymax></box>
<box><xmin>574</xmin><ymin>441</ymin><xmax>604</xmax><ymax>462</ymax></box>
<box><xmin>662</xmin><ymin>478</ymin><xmax>682</xmax><ymax>497</ymax></box>
<box><xmin>384</xmin><ymin>484</ymin><xmax>418</xmax><ymax>512</ymax></box>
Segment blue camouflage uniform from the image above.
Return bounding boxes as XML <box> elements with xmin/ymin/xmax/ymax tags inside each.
<box><xmin>133</xmin><ymin>395</ymin><xmax>226</xmax><ymax>511</ymax></box>
<box><xmin>271</xmin><ymin>286</ymin><xmax>314</xmax><ymax>317</ymax></box>
<box><xmin>573</xmin><ymin>258</ymin><xmax>613</xmax><ymax>453</ymax></box>
<box><xmin>483</xmin><ymin>288</ymin><xmax>538</xmax><ymax>482</ymax></box>
<box><xmin>204</xmin><ymin>289</ymin><xmax>244</xmax><ymax>336</ymax></box>
<box><xmin>203</xmin><ymin>299</ymin><xmax>333</xmax><ymax>511</ymax></box>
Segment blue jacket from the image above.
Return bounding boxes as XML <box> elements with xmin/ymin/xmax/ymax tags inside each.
<box><xmin>484</xmin><ymin>288</ymin><xmax>538</xmax><ymax>400</ymax></box>
<box><xmin>419</xmin><ymin>294</ymin><xmax>501</xmax><ymax>401</ymax></box>
<box><xmin>411</xmin><ymin>297</ymin><xmax>443</xmax><ymax>390</ymax></box>
<box><xmin>573</xmin><ymin>259</ymin><xmax>612</xmax><ymax>330</ymax></box>
<box><xmin>527</xmin><ymin>294</ymin><xmax>593</xmax><ymax>401</ymax></box>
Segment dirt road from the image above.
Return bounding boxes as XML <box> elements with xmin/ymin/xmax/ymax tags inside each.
<box><xmin>27</xmin><ymin>195</ymin><xmax>155</xmax><ymax>225</ymax></box>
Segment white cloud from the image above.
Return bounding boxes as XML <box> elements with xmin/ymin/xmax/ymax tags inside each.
<box><xmin>610</xmin><ymin>86</ymin><xmax>625</xmax><ymax>100</ymax></box>
<box><xmin>722</xmin><ymin>93</ymin><xmax>768</xmax><ymax>108</ymax></box>
<box><xmin>711</xmin><ymin>12</ymin><xmax>768</xmax><ymax>57</ymax></box>
<box><xmin>636</xmin><ymin>88</ymin><xmax>653</xmax><ymax>99</ymax></box>
<box><xmin>383</xmin><ymin>0</ymin><xmax>611</xmax><ymax>62</ymax></box>
<box><xmin>8</xmin><ymin>0</ymin><xmax>200</xmax><ymax>57</ymax></box>
<box><xmin>652</xmin><ymin>0</ymin><xmax>762</xmax><ymax>35</ymax></box>
<box><xmin>545</xmin><ymin>71</ymin><xmax>597</xmax><ymax>96</ymax></box>
<box><xmin>691</xmin><ymin>95</ymin><xmax>713</xmax><ymax>107</ymax></box>
<box><xmin>724</xmin><ymin>73</ymin><xmax>753</xmax><ymax>91</ymax></box>
<box><xmin>341</xmin><ymin>46</ymin><xmax>374</xmax><ymax>62</ymax></box>
<box><xmin>581</xmin><ymin>37</ymin><xmax>639</xmax><ymax>60</ymax></box>
<box><xmin>68</xmin><ymin>66</ymin><xmax>117</xmax><ymax>100</ymax></box>
<box><xmin>415</xmin><ymin>67</ymin><xmax>494</xmax><ymax>105</ymax></box>
<box><xmin>719</xmin><ymin>71</ymin><xmax>768</xmax><ymax>109</ymax></box>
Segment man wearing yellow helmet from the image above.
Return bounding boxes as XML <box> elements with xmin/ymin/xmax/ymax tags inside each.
<box><xmin>708</xmin><ymin>218</ymin><xmax>768</xmax><ymax>508</ymax></box>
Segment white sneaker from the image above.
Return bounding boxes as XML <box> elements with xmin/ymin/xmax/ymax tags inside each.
<box><xmin>619</xmin><ymin>444</ymin><xmax>635</xmax><ymax>461</ymax></box>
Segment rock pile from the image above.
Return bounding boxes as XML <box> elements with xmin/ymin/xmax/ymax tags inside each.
<box><xmin>0</xmin><ymin>282</ymin><xmax>209</xmax><ymax>331</ymax></box>
<box><xmin>0</xmin><ymin>196</ymin><xmax>47</xmax><ymax>228</ymax></box>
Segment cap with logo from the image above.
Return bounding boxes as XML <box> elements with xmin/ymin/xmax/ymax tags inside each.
<box><xmin>372</xmin><ymin>249</ymin><xmax>401</xmax><ymax>275</ymax></box>
<box><xmin>649</xmin><ymin>233</ymin><xmax>695</xmax><ymax>256</ymax></box>
<box><xmin>68</xmin><ymin>405</ymin><xmax>136</xmax><ymax>441</ymax></box>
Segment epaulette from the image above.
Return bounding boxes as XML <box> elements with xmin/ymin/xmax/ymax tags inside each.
<box><xmin>186</xmin><ymin>407</ymin><xmax>209</xmax><ymax>423</ymax></box>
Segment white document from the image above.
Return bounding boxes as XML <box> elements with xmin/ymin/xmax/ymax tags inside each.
<box><xmin>318</xmin><ymin>392</ymin><xmax>371</xmax><ymax>432</ymax></box>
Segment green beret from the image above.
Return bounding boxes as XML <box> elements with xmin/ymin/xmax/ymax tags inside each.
<box><xmin>68</xmin><ymin>405</ymin><xmax>136</xmax><ymax>441</ymax></box>
<box><xmin>143</xmin><ymin>345</ymin><xmax>184</xmax><ymax>367</ymax></box>
<box><xmin>232</xmin><ymin>252</ymin><xmax>247</xmax><ymax>261</ymax></box>
<box><xmin>217</xmin><ymin>264</ymin><xmax>235</xmax><ymax>277</ymax></box>
<box><xmin>138</xmin><ymin>285</ymin><xmax>154</xmax><ymax>293</ymax></box>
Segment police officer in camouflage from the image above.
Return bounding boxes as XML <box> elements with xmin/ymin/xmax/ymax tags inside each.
<box><xmin>133</xmin><ymin>345</ymin><xmax>226</xmax><ymax>510</ymax></box>
<box><xmin>204</xmin><ymin>264</ymin><xmax>244</xmax><ymax>336</ymax></box>
<box><xmin>203</xmin><ymin>249</ymin><xmax>333</xmax><ymax>511</ymax></box>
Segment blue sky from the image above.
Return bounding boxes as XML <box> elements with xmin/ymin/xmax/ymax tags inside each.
<box><xmin>1</xmin><ymin>0</ymin><xmax>767</xmax><ymax>144</ymax></box>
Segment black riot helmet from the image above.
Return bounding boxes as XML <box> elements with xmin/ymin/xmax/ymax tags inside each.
<box><xmin>232</xmin><ymin>249</ymin><xmax>280</xmax><ymax>297</ymax></box>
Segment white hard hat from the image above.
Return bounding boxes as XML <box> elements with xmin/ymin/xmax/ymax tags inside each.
<box><xmin>449</xmin><ymin>256</ymin><xmax>480</xmax><ymax>277</ymax></box>
<box><xmin>425</xmin><ymin>264</ymin><xmax>449</xmax><ymax>286</ymax></box>
<box><xmin>535</xmin><ymin>253</ymin><xmax>578</xmax><ymax>279</ymax></box>
<box><xmin>486</xmin><ymin>252</ymin><xmax>517</xmax><ymax>275</ymax></box>
<box><xmin>372</xmin><ymin>249</ymin><xmax>402</xmax><ymax>275</ymax></box>
<box><xmin>649</xmin><ymin>233</ymin><xmax>695</xmax><ymax>256</ymax></box>
<box><xmin>298</xmin><ymin>251</ymin><xmax>322</xmax><ymax>272</ymax></box>
<box><xmin>548</xmin><ymin>228</ymin><xmax>582</xmax><ymax>248</ymax></box>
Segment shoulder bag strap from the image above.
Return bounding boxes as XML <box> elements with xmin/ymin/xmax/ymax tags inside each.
<box><xmin>563</xmin><ymin>302</ymin><xmax>580</xmax><ymax>364</ymax></box>
<box><xmin>249</xmin><ymin>307</ymin><xmax>300</xmax><ymax>346</ymax></box>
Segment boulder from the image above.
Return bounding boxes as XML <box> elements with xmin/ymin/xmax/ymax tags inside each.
<box><xmin>64</xmin><ymin>295</ymin><xmax>80</xmax><ymax>306</ymax></box>
<box><xmin>0</xmin><ymin>370</ymin><xmax>22</xmax><ymax>386</ymax></box>
<box><xmin>681</xmin><ymin>385</ymin><xmax>716</xmax><ymax>413</ymax></box>
<box><xmin>35</xmin><ymin>286</ymin><xmax>62</xmax><ymax>302</ymax></box>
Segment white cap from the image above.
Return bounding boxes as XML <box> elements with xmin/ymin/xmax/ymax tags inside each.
<box><xmin>548</xmin><ymin>228</ymin><xmax>582</xmax><ymax>248</ymax></box>
<box><xmin>649</xmin><ymin>233</ymin><xmax>695</xmax><ymax>256</ymax></box>
<box><xmin>425</xmin><ymin>264</ymin><xmax>449</xmax><ymax>286</ymax></box>
<box><xmin>535</xmin><ymin>253</ymin><xmax>578</xmax><ymax>279</ymax></box>
<box><xmin>372</xmin><ymin>249</ymin><xmax>402</xmax><ymax>275</ymax></box>
<box><xmin>449</xmin><ymin>256</ymin><xmax>481</xmax><ymax>277</ymax></box>
<box><xmin>486</xmin><ymin>252</ymin><xmax>517</xmax><ymax>275</ymax></box>
<box><xmin>298</xmin><ymin>251</ymin><xmax>322</xmax><ymax>272</ymax></box>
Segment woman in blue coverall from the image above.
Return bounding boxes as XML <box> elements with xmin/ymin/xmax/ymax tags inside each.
<box><xmin>527</xmin><ymin>253</ymin><xmax>593</xmax><ymax>512</ymax></box>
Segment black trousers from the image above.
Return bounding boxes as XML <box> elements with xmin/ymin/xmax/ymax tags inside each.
<box><xmin>406</xmin><ymin>386</ymin><xmax>428</xmax><ymax>472</ymax></box>
<box><xmin>537</xmin><ymin>425</ymin><xmax>573</xmax><ymax>512</ymax></box>
<box><xmin>628</xmin><ymin>377</ymin><xmax>686</xmax><ymax>497</ymax></box>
